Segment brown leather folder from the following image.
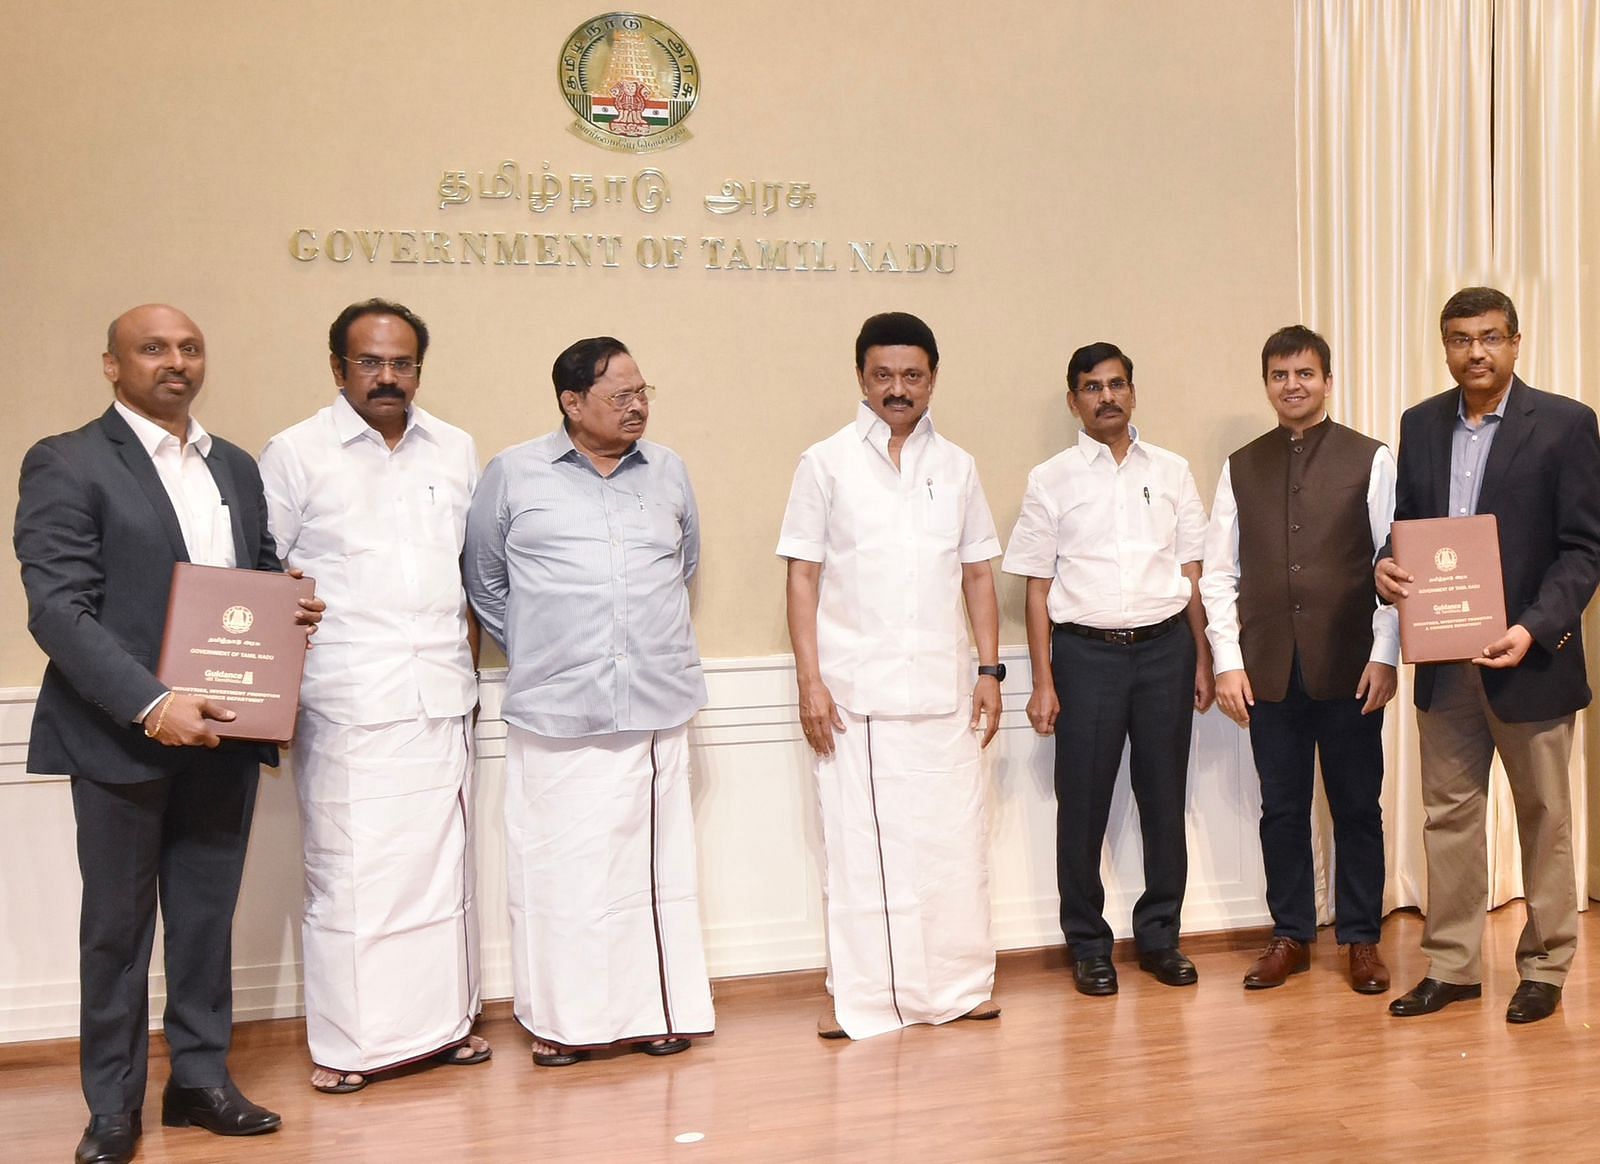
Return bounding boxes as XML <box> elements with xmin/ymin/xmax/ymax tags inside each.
<box><xmin>155</xmin><ymin>563</ymin><xmax>316</xmax><ymax>742</ymax></box>
<box><xmin>1390</xmin><ymin>515</ymin><xmax>1508</xmax><ymax>664</ymax></box>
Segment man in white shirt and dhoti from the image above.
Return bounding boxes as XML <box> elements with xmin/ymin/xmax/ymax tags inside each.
<box><xmin>779</xmin><ymin>311</ymin><xmax>1004</xmax><ymax>1041</ymax></box>
<box><xmin>260</xmin><ymin>299</ymin><xmax>488</xmax><ymax>1093</ymax></box>
<box><xmin>465</xmin><ymin>336</ymin><xmax>714</xmax><ymax>1067</ymax></box>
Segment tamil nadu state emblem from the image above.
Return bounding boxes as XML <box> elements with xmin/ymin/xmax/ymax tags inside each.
<box><xmin>222</xmin><ymin>605</ymin><xmax>254</xmax><ymax>635</ymax></box>
<box><xmin>1434</xmin><ymin>547</ymin><xmax>1459</xmax><ymax>572</ymax></box>
<box><xmin>559</xmin><ymin>13</ymin><xmax>699</xmax><ymax>153</ymax></box>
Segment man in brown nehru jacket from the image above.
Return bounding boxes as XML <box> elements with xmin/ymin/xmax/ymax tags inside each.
<box><xmin>1201</xmin><ymin>325</ymin><xmax>1397</xmax><ymax>994</ymax></box>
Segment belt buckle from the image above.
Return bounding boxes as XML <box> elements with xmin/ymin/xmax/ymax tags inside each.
<box><xmin>1108</xmin><ymin>628</ymin><xmax>1135</xmax><ymax>645</ymax></box>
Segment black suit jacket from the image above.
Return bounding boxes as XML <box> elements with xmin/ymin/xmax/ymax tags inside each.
<box><xmin>1386</xmin><ymin>377</ymin><xmax>1600</xmax><ymax>722</ymax></box>
<box><xmin>15</xmin><ymin>406</ymin><xmax>281</xmax><ymax>782</ymax></box>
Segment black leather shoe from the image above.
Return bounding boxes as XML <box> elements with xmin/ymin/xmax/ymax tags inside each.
<box><xmin>1506</xmin><ymin>980</ymin><xmax>1561</xmax><ymax>1025</ymax></box>
<box><xmin>75</xmin><ymin>1111</ymin><xmax>141</xmax><ymax>1164</ymax></box>
<box><xmin>1388</xmin><ymin>977</ymin><xmax>1482</xmax><ymax>1017</ymax></box>
<box><xmin>161</xmin><ymin>1080</ymin><xmax>281</xmax><ymax>1136</ymax></box>
<box><xmin>1139</xmin><ymin>947</ymin><xmax>1198</xmax><ymax>987</ymax></box>
<box><xmin>1072</xmin><ymin>955</ymin><xmax>1118</xmax><ymax>996</ymax></box>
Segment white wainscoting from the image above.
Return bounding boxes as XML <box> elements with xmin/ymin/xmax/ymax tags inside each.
<box><xmin>0</xmin><ymin>653</ymin><xmax>1268</xmax><ymax>1044</ymax></box>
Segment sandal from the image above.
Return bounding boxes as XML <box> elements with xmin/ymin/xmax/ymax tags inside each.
<box><xmin>532</xmin><ymin>1040</ymin><xmax>588</xmax><ymax>1068</ymax></box>
<box><xmin>432</xmin><ymin>1035</ymin><xmax>492</xmax><ymax>1067</ymax></box>
<box><xmin>636</xmin><ymin>1037</ymin><xmax>690</xmax><ymax>1057</ymax></box>
<box><xmin>311</xmin><ymin>1068</ymin><xmax>367</xmax><ymax>1094</ymax></box>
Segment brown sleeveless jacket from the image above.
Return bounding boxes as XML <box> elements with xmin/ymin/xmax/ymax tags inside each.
<box><xmin>1229</xmin><ymin>418</ymin><xmax>1383</xmax><ymax>702</ymax></box>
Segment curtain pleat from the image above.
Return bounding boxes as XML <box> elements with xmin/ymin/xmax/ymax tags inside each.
<box><xmin>1294</xmin><ymin>0</ymin><xmax>1597</xmax><ymax>925</ymax></box>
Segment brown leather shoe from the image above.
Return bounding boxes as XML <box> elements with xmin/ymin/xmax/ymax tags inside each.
<box><xmin>1348</xmin><ymin>942</ymin><xmax>1390</xmax><ymax>994</ymax></box>
<box><xmin>1243</xmin><ymin>936</ymin><xmax>1311</xmax><ymax>989</ymax></box>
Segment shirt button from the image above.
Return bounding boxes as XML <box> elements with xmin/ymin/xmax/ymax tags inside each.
<box><xmin>1290</xmin><ymin>563</ymin><xmax>1302</xmax><ymax>572</ymax></box>
<box><xmin>1290</xmin><ymin>524</ymin><xmax>1301</xmax><ymax>533</ymax></box>
<box><xmin>1291</xmin><ymin>484</ymin><xmax>1302</xmax><ymax>494</ymax></box>
<box><xmin>1293</xmin><ymin>603</ymin><xmax>1303</xmax><ymax>612</ymax></box>
<box><xmin>1292</xmin><ymin>445</ymin><xmax>1304</xmax><ymax>454</ymax></box>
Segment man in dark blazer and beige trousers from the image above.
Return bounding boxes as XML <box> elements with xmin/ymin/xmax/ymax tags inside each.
<box><xmin>14</xmin><ymin>305</ymin><xmax>322</xmax><ymax>1164</ymax></box>
<box><xmin>1377</xmin><ymin>286</ymin><xmax>1600</xmax><ymax>1026</ymax></box>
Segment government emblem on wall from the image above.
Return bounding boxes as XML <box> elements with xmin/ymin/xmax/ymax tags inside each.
<box><xmin>559</xmin><ymin>13</ymin><xmax>700</xmax><ymax>153</ymax></box>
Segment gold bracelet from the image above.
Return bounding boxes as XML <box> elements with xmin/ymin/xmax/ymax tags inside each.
<box><xmin>143</xmin><ymin>693</ymin><xmax>173</xmax><ymax>739</ymax></box>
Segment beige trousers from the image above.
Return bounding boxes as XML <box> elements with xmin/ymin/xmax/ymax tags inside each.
<box><xmin>1415</xmin><ymin>663</ymin><xmax>1577</xmax><ymax>985</ymax></box>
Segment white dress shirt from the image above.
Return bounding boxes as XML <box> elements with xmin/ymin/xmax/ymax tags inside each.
<box><xmin>259</xmin><ymin>395</ymin><xmax>479</xmax><ymax>726</ymax></box>
<box><xmin>1002</xmin><ymin>427</ymin><xmax>1206</xmax><ymax>628</ymax></box>
<box><xmin>117</xmin><ymin>401</ymin><xmax>238</xmax><ymax>723</ymax></box>
<box><xmin>114</xmin><ymin>401</ymin><xmax>236</xmax><ymax>568</ymax></box>
<box><xmin>1201</xmin><ymin>446</ymin><xmax>1400</xmax><ymax>674</ymax></box>
<box><xmin>776</xmin><ymin>403</ymin><xmax>1001</xmax><ymax>718</ymax></box>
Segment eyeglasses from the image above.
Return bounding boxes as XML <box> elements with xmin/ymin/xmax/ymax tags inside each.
<box><xmin>343</xmin><ymin>356</ymin><xmax>422</xmax><ymax>378</ymax></box>
<box><xmin>1072</xmin><ymin>378</ymin><xmax>1132</xmax><ymax>396</ymax></box>
<box><xmin>600</xmin><ymin>385</ymin><xmax>657</xmax><ymax>408</ymax></box>
<box><xmin>1443</xmin><ymin>333</ymin><xmax>1512</xmax><ymax>352</ymax></box>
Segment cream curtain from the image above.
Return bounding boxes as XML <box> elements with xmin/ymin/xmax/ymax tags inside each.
<box><xmin>1294</xmin><ymin>0</ymin><xmax>1599</xmax><ymax>922</ymax></box>
<box><xmin>1490</xmin><ymin>0</ymin><xmax>1600</xmax><ymax>902</ymax></box>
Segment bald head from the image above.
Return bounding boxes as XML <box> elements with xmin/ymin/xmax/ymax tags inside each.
<box><xmin>103</xmin><ymin>304</ymin><xmax>207</xmax><ymax>436</ymax></box>
<box><xmin>106</xmin><ymin>304</ymin><xmax>202</xmax><ymax>357</ymax></box>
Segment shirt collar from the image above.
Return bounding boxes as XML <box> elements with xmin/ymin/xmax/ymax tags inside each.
<box><xmin>854</xmin><ymin>400</ymin><xmax>934</xmax><ymax>444</ymax></box>
<box><xmin>1456</xmin><ymin>386</ymin><xmax>1511</xmax><ymax>424</ymax></box>
<box><xmin>333</xmin><ymin>391</ymin><xmax>428</xmax><ymax>446</ymax></box>
<box><xmin>1074</xmin><ymin>423</ymin><xmax>1140</xmax><ymax>464</ymax></box>
<box><xmin>114</xmin><ymin>400</ymin><xmax>212</xmax><ymax>457</ymax></box>
<box><xmin>548</xmin><ymin>423</ymin><xmax>647</xmax><ymax>466</ymax></box>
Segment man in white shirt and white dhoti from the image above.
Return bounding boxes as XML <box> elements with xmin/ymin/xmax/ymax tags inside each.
<box><xmin>465</xmin><ymin>336</ymin><xmax>714</xmax><ymax>1067</ymax></box>
<box><xmin>260</xmin><ymin>299</ymin><xmax>488</xmax><ymax>1093</ymax></box>
<box><xmin>779</xmin><ymin>311</ymin><xmax>1004</xmax><ymax>1041</ymax></box>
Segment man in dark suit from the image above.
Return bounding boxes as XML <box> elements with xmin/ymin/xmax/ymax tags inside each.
<box><xmin>14</xmin><ymin>304</ymin><xmax>322</xmax><ymax>1164</ymax></box>
<box><xmin>1376</xmin><ymin>286</ymin><xmax>1600</xmax><ymax>1025</ymax></box>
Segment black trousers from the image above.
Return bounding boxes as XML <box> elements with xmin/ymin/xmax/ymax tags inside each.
<box><xmin>1247</xmin><ymin>658</ymin><xmax>1385</xmax><ymax>944</ymax></box>
<box><xmin>1052</xmin><ymin>624</ymin><xmax>1195</xmax><ymax>959</ymax></box>
<box><xmin>71</xmin><ymin>754</ymin><xmax>259</xmax><ymax>1115</ymax></box>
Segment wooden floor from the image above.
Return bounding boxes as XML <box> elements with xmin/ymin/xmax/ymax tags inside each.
<box><xmin>6</xmin><ymin>908</ymin><xmax>1600</xmax><ymax>1162</ymax></box>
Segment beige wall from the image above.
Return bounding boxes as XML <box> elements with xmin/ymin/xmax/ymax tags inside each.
<box><xmin>0</xmin><ymin>0</ymin><xmax>1297</xmax><ymax>685</ymax></box>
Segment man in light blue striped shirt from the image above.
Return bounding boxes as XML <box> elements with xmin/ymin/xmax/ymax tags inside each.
<box><xmin>464</xmin><ymin>336</ymin><xmax>714</xmax><ymax>1067</ymax></box>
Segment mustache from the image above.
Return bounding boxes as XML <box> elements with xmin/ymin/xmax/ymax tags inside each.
<box><xmin>367</xmin><ymin>385</ymin><xmax>407</xmax><ymax>399</ymax></box>
<box><xmin>1095</xmin><ymin>404</ymin><xmax>1123</xmax><ymax>417</ymax></box>
<box><xmin>884</xmin><ymin>395</ymin><xmax>914</xmax><ymax>408</ymax></box>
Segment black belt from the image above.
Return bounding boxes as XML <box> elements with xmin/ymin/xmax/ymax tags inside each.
<box><xmin>1056</xmin><ymin>612</ymin><xmax>1184</xmax><ymax>645</ymax></box>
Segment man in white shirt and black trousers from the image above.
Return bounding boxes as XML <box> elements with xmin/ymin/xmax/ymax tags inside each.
<box><xmin>1004</xmin><ymin>341</ymin><xmax>1214</xmax><ymax>997</ymax></box>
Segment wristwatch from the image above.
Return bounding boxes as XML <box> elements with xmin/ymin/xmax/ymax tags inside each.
<box><xmin>977</xmin><ymin>664</ymin><xmax>1006</xmax><ymax>682</ymax></box>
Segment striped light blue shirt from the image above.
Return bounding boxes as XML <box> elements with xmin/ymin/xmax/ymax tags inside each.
<box><xmin>464</xmin><ymin>426</ymin><xmax>706</xmax><ymax>738</ymax></box>
<box><xmin>1448</xmin><ymin>387</ymin><xmax>1509</xmax><ymax>517</ymax></box>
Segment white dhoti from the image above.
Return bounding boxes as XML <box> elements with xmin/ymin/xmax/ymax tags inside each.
<box><xmin>817</xmin><ymin>703</ymin><xmax>995</xmax><ymax>1040</ymax></box>
<box><xmin>505</xmin><ymin>723</ymin><xmax>715</xmax><ymax>1050</ymax></box>
<box><xmin>293</xmin><ymin>709</ymin><xmax>480</xmax><ymax>1073</ymax></box>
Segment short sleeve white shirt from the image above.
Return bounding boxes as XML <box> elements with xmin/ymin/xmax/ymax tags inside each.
<box><xmin>777</xmin><ymin>403</ymin><xmax>1001</xmax><ymax>717</ymax></box>
<box><xmin>259</xmin><ymin>394</ymin><xmax>479</xmax><ymax>726</ymax></box>
<box><xmin>1002</xmin><ymin>427</ymin><xmax>1206</xmax><ymax>628</ymax></box>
